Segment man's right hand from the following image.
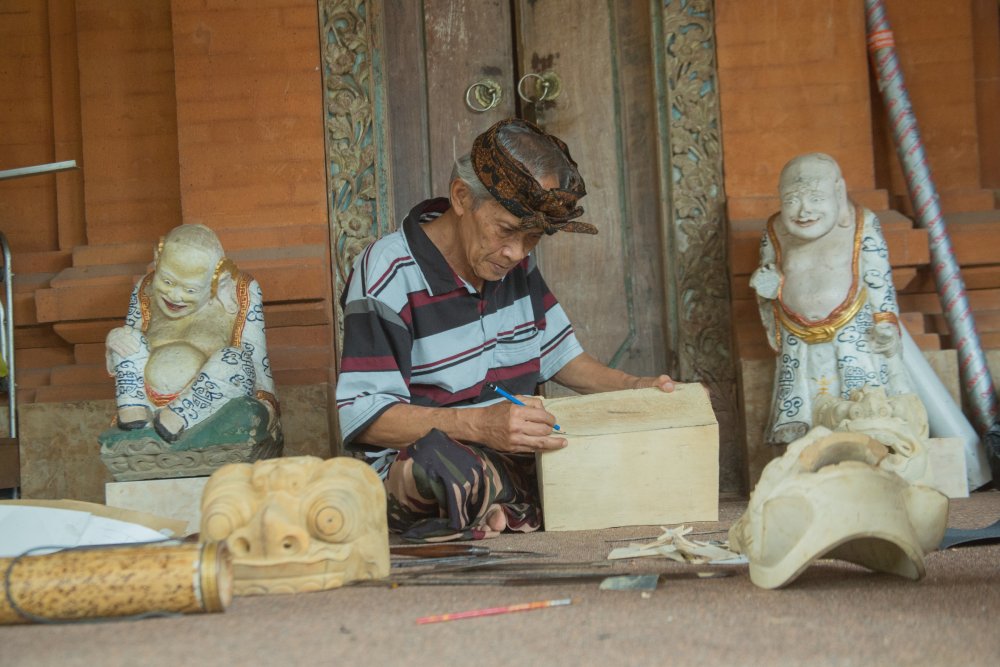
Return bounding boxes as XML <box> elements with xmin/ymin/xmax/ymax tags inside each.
<box><xmin>477</xmin><ymin>395</ymin><xmax>567</xmax><ymax>454</ymax></box>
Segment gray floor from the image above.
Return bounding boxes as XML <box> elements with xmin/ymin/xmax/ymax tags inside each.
<box><xmin>3</xmin><ymin>491</ymin><xmax>1000</xmax><ymax>667</ymax></box>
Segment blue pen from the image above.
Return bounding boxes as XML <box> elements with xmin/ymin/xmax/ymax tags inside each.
<box><xmin>486</xmin><ymin>382</ymin><xmax>562</xmax><ymax>432</ymax></box>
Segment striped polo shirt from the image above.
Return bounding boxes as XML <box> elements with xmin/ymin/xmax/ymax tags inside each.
<box><xmin>336</xmin><ymin>198</ymin><xmax>583</xmax><ymax>472</ymax></box>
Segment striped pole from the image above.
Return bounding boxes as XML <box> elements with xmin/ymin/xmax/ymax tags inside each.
<box><xmin>865</xmin><ymin>0</ymin><xmax>998</xmax><ymax>435</ymax></box>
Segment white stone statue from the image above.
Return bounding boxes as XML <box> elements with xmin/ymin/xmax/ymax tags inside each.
<box><xmin>105</xmin><ymin>224</ymin><xmax>279</xmax><ymax>443</ymax></box>
<box><xmin>751</xmin><ymin>153</ymin><xmax>914</xmax><ymax>445</ymax></box>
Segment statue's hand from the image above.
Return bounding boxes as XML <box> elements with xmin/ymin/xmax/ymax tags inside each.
<box><xmin>871</xmin><ymin>321</ymin><xmax>902</xmax><ymax>357</ymax></box>
<box><xmin>106</xmin><ymin>326</ymin><xmax>142</xmax><ymax>358</ymax></box>
<box><xmin>750</xmin><ymin>263</ymin><xmax>781</xmax><ymax>300</ymax></box>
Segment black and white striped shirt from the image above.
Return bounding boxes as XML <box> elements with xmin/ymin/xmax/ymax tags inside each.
<box><xmin>336</xmin><ymin>198</ymin><xmax>582</xmax><ymax>474</ymax></box>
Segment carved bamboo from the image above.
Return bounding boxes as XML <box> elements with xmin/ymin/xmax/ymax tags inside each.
<box><xmin>0</xmin><ymin>541</ymin><xmax>232</xmax><ymax>625</ymax></box>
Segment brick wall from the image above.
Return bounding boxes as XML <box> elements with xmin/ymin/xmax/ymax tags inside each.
<box><xmin>2</xmin><ymin>0</ymin><xmax>332</xmax><ymax>409</ymax></box>
<box><xmin>717</xmin><ymin>0</ymin><xmax>1000</xmax><ymax>360</ymax></box>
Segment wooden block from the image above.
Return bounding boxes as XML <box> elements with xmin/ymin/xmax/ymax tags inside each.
<box><xmin>535</xmin><ymin>384</ymin><xmax>719</xmax><ymax>531</ymax></box>
<box><xmin>925</xmin><ymin>437</ymin><xmax>969</xmax><ymax>499</ymax></box>
<box><xmin>106</xmin><ymin>477</ymin><xmax>210</xmax><ymax>536</ymax></box>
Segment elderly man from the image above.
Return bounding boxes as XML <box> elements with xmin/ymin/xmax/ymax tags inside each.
<box><xmin>336</xmin><ymin>119</ymin><xmax>673</xmax><ymax>542</ymax></box>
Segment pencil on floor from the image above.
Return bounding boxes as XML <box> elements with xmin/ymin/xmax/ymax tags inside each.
<box><xmin>415</xmin><ymin>598</ymin><xmax>573</xmax><ymax>624</ymax></box>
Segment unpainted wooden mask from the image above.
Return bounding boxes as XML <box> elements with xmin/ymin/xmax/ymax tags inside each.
<box><xmin>729</xmin><ymin>426</ymin><xmax>948</xmax><ymax>589</ymax></box>
<box><xmin>200</xmin><ymin>455</ymin><xmax>389</xmax><ymax>595</ymax></box>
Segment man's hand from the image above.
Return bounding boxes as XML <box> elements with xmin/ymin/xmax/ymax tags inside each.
<box><xmin>631</xmin><ymin>374</ymin><xmax>675</xmax><ymax>392</ymax></box>
<box><xmin>476</xmin><ymin>395</ymin><xmax>567</xmax><ymax>454</ymax></box>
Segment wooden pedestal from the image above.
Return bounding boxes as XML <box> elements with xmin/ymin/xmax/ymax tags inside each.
<box><xmin>536</xmin><ymin>384</ymin><xmax>719</xmax><ymax>531</ymax></box>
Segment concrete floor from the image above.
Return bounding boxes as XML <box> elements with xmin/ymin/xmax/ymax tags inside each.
<box><xmin>4</xmin><ymin>491</ymin><xmax>1000</xmax><ymax>667</ymax></box>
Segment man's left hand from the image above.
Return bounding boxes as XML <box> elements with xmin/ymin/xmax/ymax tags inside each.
<box><xmin>631</xmin><ymin>374</ymin><xmax>675</xmax><ymax>392</ymax></box>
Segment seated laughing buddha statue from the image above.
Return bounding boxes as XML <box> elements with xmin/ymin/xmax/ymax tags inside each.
<box><xmin>101</xmin><ymin>224</ymin><xmax>281</xmax><ymax>480</ymax></box>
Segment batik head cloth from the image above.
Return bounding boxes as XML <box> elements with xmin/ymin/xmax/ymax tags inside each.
<box><xmin>471</xmin><ymin>118</ymin><xmax>597</xmax><ymax>235</ymax></box>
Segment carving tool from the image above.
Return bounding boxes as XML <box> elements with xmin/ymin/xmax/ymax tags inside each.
<box><xmin>365</xmin><ymin>569</ymin><xmax>734</xmax><ymax>588</ymax></box>
<box><xmin>390</xmin><ymin>545</ymin><xmax>552</xmax><ymax>569</ymax></box>
<box><xmin>390</xmin><ymin>544</ymin><xmax>491</xmax><ymax>558</ymax></box>
<box><xmin>486</xmin><ymin>382</ymin><xmax>562</xmax><ymax>432</ymax></box>
<box><xmin>416</xmin><ymin>597</ymin><xmax>572</xmax><ymax>624</ymax></box>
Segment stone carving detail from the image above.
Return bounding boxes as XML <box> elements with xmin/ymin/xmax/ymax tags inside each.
<box><xmin>200</xmin><ymin>455</ymin><xmax>390</xmax><ymax>595</ymax></box>
<box><xmin>659</xmin><ymin>0</ymin><xmax>741</xmax><ymax>490</ymax></box>
<box><xmin>318</xmin><ymin>0</ymin><xmax>389</xmax><ymax>339</ymax></box>
<box><xmin>101</xmin><ymin>398</ymin><xmax>281</xmax><ymax>482</ymax></box>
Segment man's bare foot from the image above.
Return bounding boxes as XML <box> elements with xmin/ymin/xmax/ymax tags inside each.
<box><xmin>484</xmin><ymin>505</ymin><xmax>508</xmax><ymax>533</ymax></box>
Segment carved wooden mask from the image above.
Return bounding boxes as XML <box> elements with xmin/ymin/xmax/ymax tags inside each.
<box><xmin>729</xmin><ymin>427</ymin><xmax>948</xmax><ymax>589</ymax></box>
<box><xmin>200</xmin><ymin>455</ymin><xmax>389</xmax><ymax>595</ymax></box>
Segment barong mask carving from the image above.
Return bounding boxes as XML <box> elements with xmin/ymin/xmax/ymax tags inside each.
<box><xmin>729</xmin><ymin>426</ymin><xmax>948</xmax><ymax>589</ymax></box>
<box><xmin>200</xmin><ymin>456</ymin><xmax>390</xmax><ymax>595</ymax></box>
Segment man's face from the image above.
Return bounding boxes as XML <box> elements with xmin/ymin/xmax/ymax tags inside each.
<box><xmin>459</xmin><ymin>199</ymin><xmax>545</xmax><ymax>283</ymax></box>
<box><xmin>151</xmin><ymin>244</ymin><xmax>216</xmax><ymax>319</ymax></box>
<box><xmin>778</xmin><ymin>168</ymin><xmax>843</xmax><ymax>242</ymax></box>
<box><xmin>455</xmin><ymin>174</ymin><xmax>557</xmax><ymax>285</ymax></box>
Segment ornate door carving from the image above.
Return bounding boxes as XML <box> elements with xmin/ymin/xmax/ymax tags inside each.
<box><xmin>318</xmin><ymin>0</ymin><xmax>743</xmax><ymax>493</ymax></box>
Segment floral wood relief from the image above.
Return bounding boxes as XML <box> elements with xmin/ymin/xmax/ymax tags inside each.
<box><xmin>319</xmin><ymin>0</ymin><xmax>383</xmax><ymax>342</ymax></box>
<box><xmin>660</xmin><ymin>0</ymin><xmax>743</xmax><ymax>491</ymax></box>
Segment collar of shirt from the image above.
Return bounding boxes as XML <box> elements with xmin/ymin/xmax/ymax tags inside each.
<box><xmin>402</xmin><ymin>198</ymin><xmax>498</xmax><ymax>297</ymax></box>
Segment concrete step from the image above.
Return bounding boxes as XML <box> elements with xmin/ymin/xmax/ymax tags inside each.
<box><xmin>32</xmin><ymin>383</ymin><xmax>114</xmax><ymax>403</ymax></box>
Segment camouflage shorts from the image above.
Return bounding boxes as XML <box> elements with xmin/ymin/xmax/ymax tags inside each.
<box><xmin>384</xmin><ymin>429</ymin><xmax>542</xmax><ymax>542</ymax></box>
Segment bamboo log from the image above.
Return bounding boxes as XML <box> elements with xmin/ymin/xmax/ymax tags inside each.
<box><xmin>0</xmin><ymin>541</ymin><xmax>232</xmax><ymax>625</ymax></box>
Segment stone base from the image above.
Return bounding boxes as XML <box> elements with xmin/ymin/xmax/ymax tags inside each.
<box><xmin>99</xmin><ymin>397</ymin><xmax>283</xmax><ymax>482</ymax></box>
<box><xmin>105</xmin><ymin>476</ymin><xmax>210</xmax><ymax>536</ymax></box>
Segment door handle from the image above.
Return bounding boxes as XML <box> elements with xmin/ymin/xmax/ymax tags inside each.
<box><xmin>516</xmin><ymin>71</ymin><xmax>562</xmax><ymax>104</ymax></box>
<box><xmin>465</xmin><ymin>79</ymin><xmax>503</xmax><ymax>112</ymax></box>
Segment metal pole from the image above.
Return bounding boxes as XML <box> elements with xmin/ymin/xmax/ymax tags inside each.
<box><xmin>1</xmin><ymin>233</ymin><xmax>14</xmax><ymax>439</ymax></box>
<box><xmin>865</xmin><ymin>0</ymin><xmax>998</xmax><ymax>435</ymax></box>
<box><xmin>0</xmin><ymin>160</ymin><xmax>76</xmax><ymax>181</ymax></box>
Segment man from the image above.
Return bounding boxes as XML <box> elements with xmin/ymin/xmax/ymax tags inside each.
<box><xmin>750</xmin><ymin>153</ymin><xmax>912</xmax><ymax>446</ymax></box>
<box><xmin>336</xmin><ymin>119</ymin><xmax>673</xmax><ymax>542</ymax></box>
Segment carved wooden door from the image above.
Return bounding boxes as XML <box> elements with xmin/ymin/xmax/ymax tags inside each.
<box><xmin>323</xmin><ymin>0</ymin><xmax>740</xmax><ymax>491</ymax></box>
<box><xmin>374</xmin><ymin>0</ymin><xmax>670</xmax><ymax>388</ymax></box>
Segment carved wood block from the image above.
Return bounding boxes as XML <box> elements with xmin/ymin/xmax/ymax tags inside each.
<box><xmin>536</xmin><ymin>384</ymin><xmax>719</xmax><ymax>531</ymax></box>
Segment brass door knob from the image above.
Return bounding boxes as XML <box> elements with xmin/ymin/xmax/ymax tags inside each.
<box><xmin>465</xmin><ymin>79</ymin><xmax>503</xmax><ymax>112</ymax></box>
<box><xmin>516</xmin><ymin>71</ymin><xmax>562</xmax><ymax>103</ymax></box>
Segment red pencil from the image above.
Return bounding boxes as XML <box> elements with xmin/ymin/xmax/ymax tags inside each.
<box><xmin>416</xmin><ymin>597</ymin><xmax>573</xmax><ymax>625</ymax></box>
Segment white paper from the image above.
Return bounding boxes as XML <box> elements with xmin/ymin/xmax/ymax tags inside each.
<box><xmin>0</xmin><ymin>506</ymin><xmax>168</xmax><ymax>557</ymax></box>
